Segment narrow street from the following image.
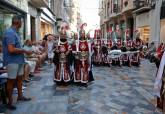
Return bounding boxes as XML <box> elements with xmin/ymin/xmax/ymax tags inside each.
<box><xmin>6</xmin><ymin>59</ymin><xmax>161</xmax><ymax>114</ymax></box>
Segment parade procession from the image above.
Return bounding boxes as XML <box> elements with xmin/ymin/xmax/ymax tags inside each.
<box><xmin>0</xmin><ymin>0</ymin><xmax>165</xmax><ymax>113</ymax></box>
<box><xmin>52</xmin><ymin>22</ymin><xmax>144</xmax><ymax>86</ymax></box>
<box><xmin>53</xmin><ymin>23</ymin><xmax>94</xmax><ymax>86</ymax></box>
<box><xmin>92</xmin><ymin>29</ymin><xmax>142</xmax><ymax>67</ymax></box>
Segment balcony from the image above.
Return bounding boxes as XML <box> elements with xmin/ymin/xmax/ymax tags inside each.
<box><xmin>122</xmin><ymin>0</ymin><xmax>134</xmax><ymax>13</ymax></box>
<box><xmin>29</xmin><ymin>0</ymin><xmax>48</xmax><ymax>8</ymax></box>
<box><xmin>133</xmin><ymin>0</ymin><xmax>151</xmax><ymax>14</ymax></box>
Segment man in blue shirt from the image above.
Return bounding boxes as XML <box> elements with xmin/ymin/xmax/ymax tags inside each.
<box><xmin>2</xmin><ymin>15</ymin><xmax>33</xmax><ymax>110</ymax></box>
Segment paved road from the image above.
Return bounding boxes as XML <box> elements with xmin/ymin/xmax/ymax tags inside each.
<box><xmin>5</xmin><ymin>59</ymin><xmax>162</xmax><ymax>114</ymax></box>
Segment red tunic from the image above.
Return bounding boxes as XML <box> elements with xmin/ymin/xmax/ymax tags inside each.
<box><xmin>117</xmin><ymin>39</ymin><xmax>122</xmax><ymax>47</ymax></box>
<box><xmin>74</xmin><ymin>40</ymin><xmax>89</xmax><ymax>83</ymax></box>
<box><xmin>79</xmin><ymin>40</ymin><xmax>89</xmax><ymax>51</ymax></box>
<box><xmin>58</xmin><ymin>42</ymin><xmax>69</xmax><ymax>53</ymax></box>
<box><xmin>107</xmin><ymin>39</ymin><xmax>113</xmax><ymax>48</ymax></box>
<box><xmin>126</xmin><ymin>40</ymin><xmax>132</xmax><ymax>48</ymax></box>
<box><xmin>54</xmin><ymin>41</ymin><xmax>70</xmax><ymax>82</ymax></box>
<box><xmin>71</xmin><ymin>44</ymin><xmax>77</xmax><ymax>51</ymax></box>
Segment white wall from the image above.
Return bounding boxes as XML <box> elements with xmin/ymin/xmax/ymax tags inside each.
<box><xmin>136</xmin><ymin>12</ymin><xmax>150</xmax><ymax>28</ymax></box>
<box><xmin>135</xmin><ymin>10</ymin><xmax>160</xmax><ymax>45</ymax></box>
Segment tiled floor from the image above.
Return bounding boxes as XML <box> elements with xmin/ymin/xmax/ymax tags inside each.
<box><xmin>4</xmin><ymin>59</ymin><xmax>162</xmax><ymax>114</ymax></box>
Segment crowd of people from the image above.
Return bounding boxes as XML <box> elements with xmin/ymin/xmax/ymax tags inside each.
<box><xmin>0</xmin><ymin>16</ymin><xmax>54</xmax><ymax>110</ymax></box>
<box><xmin>92</xmin><ymin>38</ymin><xmax>142</xmax><ymax>67</ymax></box>
<box><xmin>0</xmin><ymin>15</ymin><xmax>165</xmax><ymax>112</ymax></box>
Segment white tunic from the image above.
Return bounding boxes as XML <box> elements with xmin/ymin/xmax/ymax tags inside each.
<box><xmin>47</xmin><ymin>41</ymin><xmax>54</xmax><ymax>59</ymax></box>
<box><xmin>154</xmin><ymin>51</ymin><xmax>165</xmax><ymax>97</ymax></box>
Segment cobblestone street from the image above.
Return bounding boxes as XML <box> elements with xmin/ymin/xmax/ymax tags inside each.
<box><xmin>5</xmin><ymin>59</ymin><xmax>162</xmax><ymax>114</ymax></box>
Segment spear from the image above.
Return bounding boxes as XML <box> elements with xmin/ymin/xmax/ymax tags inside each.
<box><xmin>58</xmin><ymin>36</ymin><xmax>60</xmax><ymax>46</ymax></box>
<box><xmin>77</xmin><ymin>32</ymin><xmax>79</xmax><ymax>52</ymax></box>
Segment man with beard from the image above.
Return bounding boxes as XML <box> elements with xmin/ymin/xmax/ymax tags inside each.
<box><xmin>53</xmin><ymin>30</ymin><xmax>71</xmax><ymax>85</ymax></box>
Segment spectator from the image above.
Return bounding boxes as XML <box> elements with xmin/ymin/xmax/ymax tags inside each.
<box><xmin>2</xmin><ymin>15</ymin><xmax>32</xmax><ymax>110</ymax></box>
<box><xmin>23</xmin><ymin>40</ymin><xmax>41</xmax><ymax>73</ymax></box>
<box><xmin>0</xmin><ymin>42</ymin><xmax>7</xmax><ymax>75</ymax></box>
<box><xmin>148</xmin><ymin>42</ymin><xmax>156</xmax><ymax>54</ymax></box>
<box><xmin>156</xmin><ymin>43</ymin><xmax>164</xmax><ymax>59</ymax></box>
<box><xmin>47</xmin><ymin>34</ymin><xmax>55</xmax><ymax>65</ymax></box>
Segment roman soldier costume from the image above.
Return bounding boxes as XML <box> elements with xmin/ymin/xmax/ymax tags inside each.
<box><xmin>126</xmin><ymin>39</ymin><xmax>133</xmax><ymax>50</ymax></box>
<box><xmin>93</xmin><ymin>30</ymin><xmax>102</xmax><ymax>65</ymax></box>
<box><xmin>54</xmin><ymin>31</ymin><xmax>71</xmax><ymax>84</ymax></box>
<box><xmin>107</xmin><ymin>39</ymin><xmax>113</xmax><ymax>49</ymax></box>
<box><xmin>74</xmin><ymin>30</ymin><xmax>90</xmax><ymax>84</ymax></box>
<box><xmin>134</xmin><ymin>38</ymin><xmax>143</xmax><ymax>50</ymax></box>
<box><xmin>117</xmin><ymin>39</ymin><xmax>122</xmax><ymax>49</ymax></box>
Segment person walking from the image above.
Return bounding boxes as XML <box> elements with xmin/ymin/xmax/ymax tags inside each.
<box><xmin>47</xmin><ymin>34</ymin><xmax>55</xmax><ymax>65</ymax></box>
<box><xmin>2</xmin><ymin>15</ymin><xmax>33</xmax><ymax>110</ymax></box>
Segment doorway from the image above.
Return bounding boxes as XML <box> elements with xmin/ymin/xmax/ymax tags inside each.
<box><xmin>31</xmin><ymin>16</ymin><xmax>36</xmax><ymax>41</ymax></box>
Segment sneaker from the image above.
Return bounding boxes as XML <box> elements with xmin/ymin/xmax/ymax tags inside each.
<box><xmin>17</xmin><ymin>96</ymin><xmax>31</xmax><ymax>101</ymax></box>
<box><xmin>29</xmin><ymin>74</ymin><xmax>35</xmax><ymax>78</ymax></box>
<box><xmin>6</xmin><ymin>104</ymin><xmax>16</xmax><ymax>110</ymax></box>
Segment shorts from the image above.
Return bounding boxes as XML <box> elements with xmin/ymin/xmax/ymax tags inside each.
<box><xmin>25</xmin><ymin>60</ymin><xmax>36</xmax><ymax>73</ymax></box>
<box><xmin>6</xmin><ymin>64</ymin><xmax>24</xmax><ymax>79</ymax></box>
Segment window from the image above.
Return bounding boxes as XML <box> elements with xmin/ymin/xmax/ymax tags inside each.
<box><xmin>162</xmin><ymin>0</ymin><xmax>165</xmax><ymax>6</ymax></box>
<box><xmin>107</xmin><ymin>2</ymin><xmax>110</xmax><ymax>17</ymax></box>
<box><xmin>161</xmin><ymin>0</ymin><xmax>165</xmax><ymax>19</ymax></box>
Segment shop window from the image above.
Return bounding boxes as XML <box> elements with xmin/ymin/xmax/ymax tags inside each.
<box><xmin>161</xmin><ymin>6</ymin><xmax>165</xmax><ymax>19</ymax></box>
<box><xmin>138</xmin><ymin>26</ymin><xmax>150</xmax><ymax>43</ymax></box>
<box><xmin>160</xmin><ymin>19</ymin><xmax>165</xmax><ymax>43</ymax></box>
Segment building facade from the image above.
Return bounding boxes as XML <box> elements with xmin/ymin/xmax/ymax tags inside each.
<box><xmin>99</xmin><ymin>0</ymin><xmax>134</xmax><ymax>41</ymax></box>
<box><xmin>28</xmin><ymin>0</ymin><xmax>56</xmax><ymax>40</ymax></box>
<box><xmin>99</xmin><ymin>0</ymin><xmax>164</xmax><ymax>44</ymax></box>
<box><xmin>54</xmin><ymin>0</ymin><xmax>81</xmax><ymax>35</ymax></box>
<box><xmin>0</xmin><ymin>0</ymin><xmax>56</xmax><ymax>41</ymax></box>
<box><xmin>67</xmin><ymin>0</ymin><xmax>81</xmax><ymax>33</ymax></box>
<box><xmin>0</xmin><ymin>0</ymin><xmax>28</xmax><ymax>42</ymax></box>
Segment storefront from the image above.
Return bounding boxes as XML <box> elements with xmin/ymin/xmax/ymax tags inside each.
<box><xmin>40</xmin><ymin>19</ymin><xmax>53</xmax><ymax>39</ymax></box>
<box><xmin>0</xmin><ymin>0</ymin><xmax>27</xmax><ymax>42</ymax></box>
<box><xmin>138</xmin><ymin>26</ymin><xmax>150</xmax><ymax>43</ymax></box>
<box><xmin>160</xmin><ymin>19</ymin><xmax>165</xmax><ymax>43</ymax></box>
<box><xmin>40</xmin><ymin>8</ymin><xmax>55</xmax><ymax>39</ymax></box>
<box><xmin>136</xmin><ymin>12</ymin><xmax>151</xmax><ymax>43</ymax></box>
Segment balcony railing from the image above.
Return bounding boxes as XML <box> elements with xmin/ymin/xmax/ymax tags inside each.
<box><xmin>113</xmin><ymin>4</ymin><xmax>122</xmax><ymax>14</ymax></box>
<box><xmin>133</xmin><ymin>0</ymin><xmax>153</xmax><ymax>13</ymax></box>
